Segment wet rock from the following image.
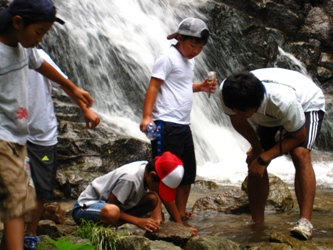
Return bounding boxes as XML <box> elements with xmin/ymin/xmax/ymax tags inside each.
<box><xmin>194</xmin><ymin>180</ymin><xmax>220</xmax><ymax>191</ymax></box>
<box><xmin>150</xmin><ymin>240</ymin><xmax>182</xmax><ymax>250</ymax></box>
<box><xmin>192</xmin><ymin>188</ymin><xmax>249</xmax><ymax>213</ymax></box>
<box><xmin>269</xmin><ymin>231</ymin><xmax>328</xmax><ymax>249</ymax></box>
<box><xmin>36</xmin><ymin>220</ymin><xmax>62</xmax><ymax>238</ymax></box>
<box><xmin>242</xmin><ymin>174</ymin><xmax>294</xmax><ymax>213</ymax></box>
<box><xmin>144</xmin><ymin>222</ymin><xmax>193</xmax><ymax>246</ymax></box>
<box><xmin>116</xmin><ymin>235</ymin><xmax>151</xmax><ymax>250</ymax></box>
<box><xmin>192</xmin><ymin>174</ymin><xmax>293</xmax><ymax>214</ymax></box>
<box><xmin>185</xmin><ymin>235</ymin><xmax>240</xmax><ymax>250</ymax></box>
<box><xmin>42</xmin><ymin>202</ymin><xmax>65</xmax><ymax>224</ymax></box>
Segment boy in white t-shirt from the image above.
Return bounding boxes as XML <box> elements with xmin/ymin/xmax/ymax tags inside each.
<box><xmin>139</xmin><ymin>18</ymin><xmax>217</xmax><ymax>233</ymax></box>
<box><xmin>219</xmin><ymin>67</ymin><xmax>325</xmax><ymax>240</ymax></box>
<box><xmin>72</xmin><ymin>152</ymin><xmax>185</xmax><ymax>233</ymax></box>
<box><xmin>0</xmin><ymin>0</ymin><xmax>98</xmax><ymax>249</ymax></box>
<box><xmin>24</xmin><ymin>48</ymin><xmax>100</xmax><ymax>248</ymax></box>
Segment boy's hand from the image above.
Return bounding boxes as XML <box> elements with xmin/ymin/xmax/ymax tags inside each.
<box><xmin>83</xmin><ymin>109</ymin><xmax>100</xmax><ymax>129</ymax></box>
<box><xmin>248</xmin><ymin>160</ymin><xmax>267</xmax><ymax>178</ymax></box>
<box><xmin>200</xmin><ymin>78</ymin><xmax>217</xmax><ymax>93</ymax></box>
<box><xmin>139</xmin><ymin>117</ymin><xmax>153</xmax><ymax>133</ymax></box>
<box><xmin>136</xmin><ymin>218</ymin><xmax>160</xmax><ymax>232</ymax></box>
<box><xmin>246</xmin><ymin>147</ymin><xmax>264</xmax><ymax>165</ymax></box>
<box><xmin>73</xmin><ymin>87</ymin><xmax>93</xmax><ymax>108</ymax></box>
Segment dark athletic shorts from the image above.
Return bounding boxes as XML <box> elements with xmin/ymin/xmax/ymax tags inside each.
<box><xmin>151</xmin><ymin>121</ymin><xmax>196</xmax><ymax>185</ymax></box>
<box><xmin>257</xmin><ymin>110</ymin><xmax>325</xmax><ymax>151</ymax></box>
<box><xmin>27</xmin><ymin>141</ymin><xmax>57</xmax><ymax>200</ymax></box>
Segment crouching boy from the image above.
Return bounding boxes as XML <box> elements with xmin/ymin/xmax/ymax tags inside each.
<box><xmin>72</xmin><ymin>151</ymin><xmax>197</xmax><ymax>235</ymax></box>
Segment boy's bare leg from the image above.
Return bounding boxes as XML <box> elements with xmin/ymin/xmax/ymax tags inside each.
<box><xmin>100</xmin><ymin>204</ymin><xmax>120</xmax><ymax>226</ymax></box>
<box><xmin>2</xmin><ymin>216</ymin><xmax>25</xmax><ymax>250</ymax></box>
<box><xmin>247</xmin><ymin>170</ymin><xmax>269</xmax><ymax>224</ymax></box>
<box><xmin>291</xmin><ymin>147</ymin><xmax>315</xmax><ymax>221</ymax></box>
<box><xmin>25</xmin><ymin>199</ymin><xmax>44</xmax><ymax>235</ymax></box>
<box><xmin>175</xmin><ymin>184</ymin><xmax>191</xmax><ymax>218</ymax></box>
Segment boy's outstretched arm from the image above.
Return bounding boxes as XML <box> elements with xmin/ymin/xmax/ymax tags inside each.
<box><xmin>35</xmin><ymin>60</ymin><xmax>100</xmax><ymax>129</ymax></box>
<box><xmin>35</xmin><ymin>60</ymin><xmax>93</xmax><ymax>109</ymax></box>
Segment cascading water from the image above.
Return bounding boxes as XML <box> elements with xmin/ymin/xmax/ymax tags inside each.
<box><xmin>44</xmin><ymin>0</ymin><xmax>333</xmax><ymax>188</ymax></box>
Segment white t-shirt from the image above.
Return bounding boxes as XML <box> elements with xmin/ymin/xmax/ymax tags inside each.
<box><xmin>27</xmin><ymin>49</ymin><xmax>67</xmax><ymax>146</ymax></box>
<box><xmin>0</xmin><ymin>43</ymin><xmax>43</xmax><ymax>145</ymax></box>
<box><xmin>77</xmin><ymin>161</ymin><xmax>148</xmax><ymax>211</ymax></box>
<box><xmin>220</xmin><ymin>68</ymin><xmax>325</xmax><ymax>132</ymax></box>
<box><xmin>151</xmin><ymin>45</ymin><xmax>195</xmax><ymax>125</ymax></box>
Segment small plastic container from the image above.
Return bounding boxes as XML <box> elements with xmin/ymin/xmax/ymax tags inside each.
<box><xmin>146</xmin><ymin>122</ymin><xmax>158</xmax><ymax>140</ymax></box>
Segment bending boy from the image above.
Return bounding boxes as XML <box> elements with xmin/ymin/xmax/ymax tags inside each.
<box><xmin>219</xmin><ymin>68</ymin><xmax>325</xmax><ymax>240</ymax></box>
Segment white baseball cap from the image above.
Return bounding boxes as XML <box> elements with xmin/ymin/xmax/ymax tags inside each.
<box><xmin>167</xmin><ymin>17</ymin><xmax>209</xmax><ymax>40</ymax></box>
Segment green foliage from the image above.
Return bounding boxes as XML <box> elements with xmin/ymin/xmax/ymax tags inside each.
<box><xmin>52</xmin><ymin>239</ymin><xmax>95</xmax><ymax>250</ymax></box>
<box><xmin>76</xmin><ymin>219</ymin><xmax>129</xmax><ymax>250</ymax></box>
<box><xmin>37</xmin><ymin>237</ymin><xmax>94</xmax><ymax>250</ymax></box>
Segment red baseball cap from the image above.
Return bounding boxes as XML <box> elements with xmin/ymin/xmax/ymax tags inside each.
<box><xmin>155</xmin><ymin>152</ymin><xmax>184</xmax><ymax>202</ymax></box>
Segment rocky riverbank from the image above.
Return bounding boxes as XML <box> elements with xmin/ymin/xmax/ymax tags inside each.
<box><xmin>33</xmin><ymin>179</ymin><xmax>333</xmax><ymax>249</ymax></box>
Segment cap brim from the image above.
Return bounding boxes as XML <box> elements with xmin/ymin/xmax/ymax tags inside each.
<box><xmin>55</xmin><ymin>17</ymin><xmax>65</xmax><ymax>25</ymax></box>
<box><xmin>159</xmin><ymin>182</ymin><xmax>176</xmax><ymax>202</ymax></box>
<box><xmin>167</xmin><ymin>32</ymin><xmax>178</xmax><ymax>40</ymax></box>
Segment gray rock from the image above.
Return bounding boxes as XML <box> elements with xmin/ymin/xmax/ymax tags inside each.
<box><xmin>151</xmin><ymin>240</ymin><xmax>182</xmax><ymax>250</ymax></box>
<box><xmin>184</xmin><ymin>235</ymin><xmax>240</xmax><ymax>250</ymax></box>
<box><xmin>145</xmin><ymin>222</ymin><xmax>193</xmax><ymax>246</ymax></box>
<box><xmin>116</xmin><ymin>235</ymin><xmax>151</xmax><ymax>250</ymax></box>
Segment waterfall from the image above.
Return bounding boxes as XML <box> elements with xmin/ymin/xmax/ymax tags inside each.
<box><xmin>44</xmin><ymin>0</ymin><xmax>333</xmax><ymax>187</ymax></box>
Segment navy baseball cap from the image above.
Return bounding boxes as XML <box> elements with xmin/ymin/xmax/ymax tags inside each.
<box><xmin>0</xmin><ymin>0</ymin><xmax>64</xmax><ymax>25</ymax></box>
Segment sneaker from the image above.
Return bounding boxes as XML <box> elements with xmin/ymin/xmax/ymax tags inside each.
<box><xmin>290</xmin><ymin>218</ymin><xmax>313</xmax><ymax>240</ymax></box>
<box><xmin>24</xmin><ymin>235</ymin><xmax>40</xmax><ymax>250</ymax></box>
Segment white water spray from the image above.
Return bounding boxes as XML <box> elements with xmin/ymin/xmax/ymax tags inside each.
<box><xmin>50</xmin><ymin>0</ymin><xmax>333</xmax><ymax>188</ymax></box>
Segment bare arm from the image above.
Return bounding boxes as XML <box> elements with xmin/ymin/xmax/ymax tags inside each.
<box><xmin>107</xmin><ymin>193</ymin><xmax>160</xmax><ymax>232</ymax></box>
<box><xmin>260</xmin><ymin>126</ymin><xmax>306</xmax><ymax>163</ymax></box>
<box><xmin>139</xmin><ymin>77</ymin><xmax>163</xmax><ymax>132</ymax></box>
<box><xmin>36</xmin><ymin>60</ymin><xmax>100</xmax><ymax>129</ymax></box>
<box><xmin>230</xmin><ymin>115</ymin><xmax>307</xmax><ymax>177</ymax></box>
<box><xmin>36</xmin><ymin>60</ymin><xmax>92</xmax><ymax>109</ymax></box>
<box><xmin>192</xmin><ymin>78</ymin><xmax>217</xmax><ymax>93</ymax></box>
<box><xmin>230</xmin><ymin>115</ymin><xmax>263</xmax><ymax>155</ymax></box>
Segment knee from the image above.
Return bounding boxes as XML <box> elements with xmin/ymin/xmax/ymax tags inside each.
<box><xmin>100</xmin><ymin>204</ymin><xmax>120</xmax><ymax>225</ymax></box>
<box><xmin>291</xmin><ymin>148</ymin><xmax>312</xmax><ymax>168</ymax></box>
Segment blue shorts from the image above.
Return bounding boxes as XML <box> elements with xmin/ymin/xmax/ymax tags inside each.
<box><xmin>257</xmin><ymin>111</ymin><xmax>324</xmax><ymax>151</ymax></box>
<box><xmin>72</xmin><ymin>201</ymin><xmax>106</xmax><ymax>225</ymax></box>
<box><xmin>151</xmin><ymin>121</ymin><xmax>196</xmax><ymax>185</ymax></box>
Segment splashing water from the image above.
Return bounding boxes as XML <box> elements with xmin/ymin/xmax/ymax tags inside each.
<box><xmin>47</xmin><ymin>0</ymin><xmax>333</xmax><ymax>188</ymax></box>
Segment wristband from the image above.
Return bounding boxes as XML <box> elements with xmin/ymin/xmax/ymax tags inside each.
<box><xmin>257</xmin><ymin>155</ymin><xmax>269</xmax><ymax>166</ymax></box>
